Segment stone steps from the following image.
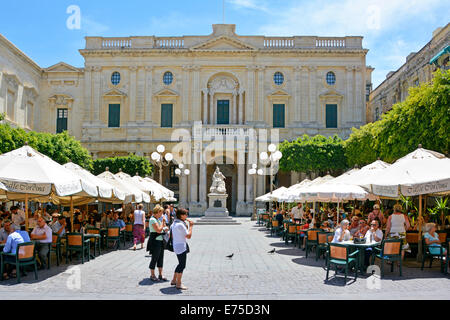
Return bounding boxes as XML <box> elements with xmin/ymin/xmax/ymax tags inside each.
<box><xmin>194</xmin><ymin>217</ymin><xmax>241</xmax><ymax>225</ymax></box>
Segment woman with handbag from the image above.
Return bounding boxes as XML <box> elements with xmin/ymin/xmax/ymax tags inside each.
<box><xmin>148</xmin><ymin>205</ymin><xmax>168</xmax><ymax>282</ymax></box>
<box><xmin>170</xmin><ymin>208</ymin><xmax>193</xmax><ymax>290</ymax></box>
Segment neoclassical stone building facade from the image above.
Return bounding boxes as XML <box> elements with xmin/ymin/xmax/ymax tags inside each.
<box><xmin>0</xmin><ymin>24</ymin><xmax>372</xmax><ymax>215</ymax></box>
<box><xmin>368</xmin><ymin>23</ymin><xmax>449</xmax><ymax>122</ymax></box>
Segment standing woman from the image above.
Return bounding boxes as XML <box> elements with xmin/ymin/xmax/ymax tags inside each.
<box><xmin>133</xmin><ymin>203</ymin><xmax>146</xmax><ymax>251</ymax></box>
<box><xmin>385</xmin><ymin>203</ymin><xmax>411</xmax><ymax>260</ymax></box>
<box><xmin>170</xmin><ymin>208</ymin><xmax>193</xmax><ymax>290</ymax></box>
<box><xmin>148</xmin><ymin>205</ymin><xmax>167</xmax><ymax>281</ymax></box>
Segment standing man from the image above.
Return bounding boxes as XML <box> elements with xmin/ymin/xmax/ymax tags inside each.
<box><xmin>30</xmin><ymin>216</ymin><xmax>52</xmax><ymax>269</ymax></box>
<box><xmin>367</xmin><ymin>204</ymin><xmax>385</xmax><ymax>225</ymax></box>
<box><xmin>10</xmin><ymin>206</ymin><xmax>25</xmax><ymax>230</ymax></box>
<box><xmin>291</xmin><ymin>203</ymin><xmax>304</xmax><ymax>223</ymax></box>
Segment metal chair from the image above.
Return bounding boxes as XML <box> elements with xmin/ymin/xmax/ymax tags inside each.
<box><xmin>1</xmin><ymin>242</ymin><xmax>38</xmax><ymax>283</ymax></box>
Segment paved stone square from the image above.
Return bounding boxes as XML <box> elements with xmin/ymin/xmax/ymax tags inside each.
<box><xmin>0</xmin><ymin>218</ymin><xmax>449</xmax><ymax>299</ymax></box>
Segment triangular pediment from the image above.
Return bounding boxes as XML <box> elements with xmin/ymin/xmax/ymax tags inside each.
<box><xmin>154</xmin><ymin>88</ymin><xmax>179</xmax><ymax>97</ymax></box>
<box><xmin>319</xmin><ymin>89</ymin><xmax>344</xmax><ymax>99</ymax></box>
<box><xmin>191</xmin><ymin>36</ymin><xmax>255</xmax><ymax>51</ymax></box>
<box><xmin>103</xmin><ymin>88</ymin><xmax>127</xmax><ymax>97</ymax></box>
<box><xmin>268</xmin><ymin>89</ymin><xmax>290</xmax><ymax>97</ymax></box>
<box><xmin>45</xmin><ymin>62</ymin><xmax>81</xmax><ymax>73</ymax></box>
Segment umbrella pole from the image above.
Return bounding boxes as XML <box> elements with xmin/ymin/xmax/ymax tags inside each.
<box><xmin>337</xmin><ymin>200</ymin><xmax>340</xmax><ymax>224</ymax></box>
<box><xmin>70</xmin><ymin>196</ymin><xmax>74</xmax><ymax>232</ymax></box>
<box><xmin>85</xmin><ymin>204</ymin><xmax>89</xmax><ymax>221</ymax></box>
<box><xmin>25</xmin><ymin>194</ymin><xmax>29</xmax><ymax>232</ymax></box>
<box><xmin>417</xmin><ymin>194</ymin><xmax>423</xmax><ymax>261</ymax></box>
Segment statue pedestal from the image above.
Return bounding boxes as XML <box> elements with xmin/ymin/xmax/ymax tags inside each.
<box><xmin>204</xmin><ymin>193</ymin><xmax>229</xmax><ymax>217</ymax></box>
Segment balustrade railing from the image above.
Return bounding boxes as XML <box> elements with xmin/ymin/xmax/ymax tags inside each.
<box><xmin>156</xmin><ymin>38</ymin><xmax>185</xmax><ymax>48</ymax></box>
<box><xmin>315</xmin><ymin>38</ymin><xmax>346</xmax><ymax>48</ymax></box>
<box><xmin>102</xmin><ymin>38</ymin><xmax>132</xmax><ymax>48</ymax></box>
<box><xmin>264</xmin><ymin>38</ymin><xmax>295</xmax><ymax>48</ymax></box>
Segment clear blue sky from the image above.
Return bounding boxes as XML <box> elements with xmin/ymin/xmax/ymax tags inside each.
<box><xmin>1</xmin><ymin>0</ymin><xmax>448</xmax><ymax>87</ymax></box>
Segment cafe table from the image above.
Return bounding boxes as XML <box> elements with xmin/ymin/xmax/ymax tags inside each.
<box><xmin>83</xmin><ymin>233</ymin><xmax>101</xmax><ymax>258</ymax></box>
<box><xmin>340</xmin><ymin>240</ymin><xmax>381</xmax><ymax>273</ymax></box>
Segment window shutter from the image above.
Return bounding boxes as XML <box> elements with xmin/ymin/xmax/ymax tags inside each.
<box><xmin>326</xmin><ymin>104</ymin><xmax>338</xmax><ymax>128</ymax></box>
<box><xmin>273</xmin><ymin>104</ymin><xmax>285</xmax><ymax>128</ymax></box>
<box><xmin>217</xmin><ymin>100</ymin><xmax>229</xmax><ymax>125</ymax></box>
<box><xmin>108</xmin><ymin>104</ymin><xmax>120</xmax><ymax>128</ymax></box>
<box><xmin>56</xmin><ymin>108</ymin><xmax>68</xmax><ymax>133</ymax></box>
<box><xmin>161</xmin><ymin>104</ymin><xmax>173</xmax><ymax>127</ymax></box>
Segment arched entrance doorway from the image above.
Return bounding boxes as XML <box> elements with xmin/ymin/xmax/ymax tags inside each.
<box><xmin>206</xmin><ymin>158</ymin><xmax>236</xmax><ymax>215</ymax></box>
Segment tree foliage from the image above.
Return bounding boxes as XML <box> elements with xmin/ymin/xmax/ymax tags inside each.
<box><xmin>92</xmin><ymin>154</ymin><xmax>153</xmax><ymax>177</ymax></box>
<box><xmin>0</xmin><ymin>124</ymin><xmax>93</xmax><ymax>170</ymax></box>
<box><xmin>279</xmin><ymin>134</ymin><xmax>347</xmax><ymax>175</ymax></box>
<box><xmin>345</xmin><ymin>69</ymin><xmax>450</xmax><ymax>166</ymax></box>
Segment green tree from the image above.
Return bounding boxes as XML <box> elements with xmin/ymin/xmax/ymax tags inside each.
<box><xmin>279</xmin><ymin>134</ymin><xmax>347</xmax><ymax>175</ymax></box>
<box><xmin>0</xmin><ymin>124</ymin><xmax>93</xmax><ymax>170</ymax></box>
<box><xmin>92</xmin><ymin>154</ymin><xmax>153</xmax><ymax>177</ymax></box>
<box><xmin>345</xmin><ymin>69</ymin><xmax>450</xmax><ymax>165</ymax></box>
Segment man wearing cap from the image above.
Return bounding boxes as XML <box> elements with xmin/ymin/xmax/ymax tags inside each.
<box><xmin>367</xmin><ymin>204</ymin><xmax>385</xmax><ymax>225</ymax></box>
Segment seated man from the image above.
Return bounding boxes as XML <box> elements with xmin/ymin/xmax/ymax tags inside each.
<box><xmin>109</xmin><ymin>213</ymin><xmax>126</xmax><ymax>232</ymax></box>
<box><xmin>353</xmin><ymin>220</ymin><xmax>370</xmax><ymax>239</ymax></box>
<box><xmin>349</xmin><ymin>216</ymin><xmax>360</xmax><ymax>236</ymax></box>
<box><xmin>0</xmin><ymin>219</ymin><xmax>11</xmax><ymax>243</ymax></box>
<box><xmin>48</xmin><ymin>213</ymin><xmax>60</xmax><ymax>227</ymax></box>
<box><xmin>30</xmin><ymin>216</ymin><xmax>52</xmax><ymax>269</ymax></box>
<box><xmin>28</xmin><ymin>211</ymin><xmax>40</xmax><ymax>230</ymax></box>
<box><xmin>51</xmin><ymin>216</ymin><xmax>67</xmax><ymax>237</ymax></box>
<box><xmin>364</xmin><ymin>218</ymin><xmax>384</xmax><ymax>267</ymax></box>
<box><xmin>332</xmin><ymin>220</ymin><xmax>351</xmax><ymax>243</ymax></box>
<box><xmin>2</xmin><ymin>224</ymin><xmax>25</xmax><ymax>279</ymax></box>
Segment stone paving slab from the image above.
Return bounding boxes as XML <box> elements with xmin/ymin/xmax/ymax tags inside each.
<box><xmin>0</xmin><ymin>218</ymin><xmax>449</xmax><ymax>299</ymax></box>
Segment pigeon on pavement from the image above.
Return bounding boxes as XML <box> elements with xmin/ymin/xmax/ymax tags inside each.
<box><xmin>226</xmin><ymin>253</ymin><xmax>234</xmax><ymax>259</ymax></box>
<box><xmin>268</xmin><ymin>248</ymin><xmax>276</xmax><ymax>254</ymax></box>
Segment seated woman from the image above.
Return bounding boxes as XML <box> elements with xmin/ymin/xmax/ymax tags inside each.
<box><xmin>321</xmin><ymin>221</ymin><xmax>331</xmax><ymax>232</ymax></box>
<box><xmin>331</xmin><ymin>219</ymin><xmax>351</xmax><ymax>243</ymax></box>
<box><xmin>349</xmin><ymin>216</ymin><xmax>360</xmax><ymax>236</ymax></box>
<box><xmin>353</xmin><ymin>220</ymin><xmax>370</xmax><ymax>238</ymax></box>
<box><xmin>423</xmin><ymin>223</ymin><xmax>447</xmax><ymax>256</ymax></box>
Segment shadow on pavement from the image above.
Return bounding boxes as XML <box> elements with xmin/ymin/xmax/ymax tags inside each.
<box><xmin>160</xmin><ymin>287</ymin><xmax>183</xmax><ymax>295</ymax></box>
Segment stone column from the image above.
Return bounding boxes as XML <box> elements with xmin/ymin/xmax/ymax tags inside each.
<box><xmin>233</xmin><ymin>91</ymin><xmax>238</xmax><ymax>124</ymax></box>
<box><xmin>291</xmin><ymin>171</ymin><xmax>300</xmax><ymax>185</ymax></box>
<box><xmin>300</xmin><ymin>66</ymin><xmax>309</xmax><ymax>125</ymax></box>
<box><xmin>246</xmin><ymin>66</ymin><xmax>256</xmax><ymax>123</ymax></box>
<box><xmin>179</xmin><ymin>173</ymin><xmax>188</xmax><ymax>208</ymax></box>
<box><xmin>192</xmin><ymin>66</ymin><xmax>201</xmax><ymax>122</ymax></box>
<box><xmin>182</xmin><ymin>65</ymin><xmax>190</xmax><ymax>124</ymax></box>
<box><xmin>202</xmin><ymin>89</ymin><xmax>208</xmax><ymax>124</ymax></box>
<box><xmin>257</xmin><ymin>66</ymin><xmax>265</xmax><ymax>123</ymax></box>
<box><xmin>345</xmin><ymin>66</ymin><xmax>353</xmax><ymax>126</ymax></box>
<box><xmin>84</xmin><ymin>66</ymin><xmax>93</xmax><ymax>123</ymax></box>
<box><xmin>128</xmin><ymin>66</ymin><xmax>138</xmax><ymax>124</ymax></box>
<box><xmin>355</xmin><ymin>66</ymin><xmax>362</xmax><ymax>122</ymax></box>
<box><xmin>93</xmin><ymin>66</ymin><xmax>102</xmax><ymax>123</ymax></box>
<box><xmin>292</xmin><ymin>66</ymin><xmax>301</xmax><ymax>125</ymax></box>
<box><xmin>209</xmin><ymin>92</ymin><xmax>214</xmax><ymax>124</ymax></box>
<box><xmin>199</xmin><ymin>160</ymin><xmax>207</xmax><ymax>212</ymax></box>
<box><xmin>238</xmin><ymin>89</ymin><xmax>244</xmax><ymax>124</ymax></box>
<box><xmin>308</xmin><ymin>66</ymin><xmax>317</xmax><ymax>123</ymax></box>
<box><xmin>144</xmin><ymin>66</ymin><xmax>153</xmax><ymax>123</ymax></box>
<box><xmin>190</xmin><ymin>151</ymin><xmax>198</xmax><ymax>204</ymax></box>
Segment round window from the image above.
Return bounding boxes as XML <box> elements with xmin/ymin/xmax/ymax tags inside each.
<box><xmin>111</xmin><ymin>72</ymin><xmax>121</xmax><ymax>85</ymax></box>
<box><xmin>326</xmin><ymin>72</ymin><xmax>336</xmax><ymax>85</ymax></box>
<box><xmin>273</xmin><ymin>72</ymin><xmax>284</xmax><ymax>85</ymax></box>
<box><xmin>163</xmin><ymin>71</ymin><xmax>173</xmax><ymax>85</ymax></box>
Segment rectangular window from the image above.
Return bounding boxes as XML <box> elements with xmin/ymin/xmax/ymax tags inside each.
<box><xmin>325</xmin><ymin>104</ymin><xmax>338</xmax><ymax>128</ymax></box>
<box><xmin>273</xmin><ymin>104</ymin><xmax>285</xmax><ymax>128</ymax></box>
<box><xmin>161</xmin><ymin>104</ymin><xmax>173</xmax><ymax>128</ymax></box>
<box><xmin>217</xmin><ymin>100</ymin><xmax>230</xmax><ymax>125</ymax></box>
<box><xmin>108</xmin><ymin>104</ymin><xmax>120</xmax><ymax>128</ymax></box>
<box><xmin>56</xmin><ymin>108</ymin><xmax>68</xmax><ymax>133</ymax></box>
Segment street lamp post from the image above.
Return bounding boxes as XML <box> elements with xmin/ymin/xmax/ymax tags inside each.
<box><xmin>151</xmin><ymin>144</ymin><xmax>173</xmax><ymax>185</ymax></box>
<box><xmin>175</xmin><ymin>163</ymin><xmax>190</xmax><ymax>208</ymax></box>
<box><xmin>259</xmin><ymin>143</ymin><xmax>282</xmax><ymax>217</ymax></box>
<box><xmin>248</xmin><ymin>164</ymin><xmax>264</xmax><ymax>221</ymax></box>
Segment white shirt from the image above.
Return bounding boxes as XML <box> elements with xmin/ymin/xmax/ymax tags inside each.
<box><xmin>291</xmin><ymin>206</ymin><xmax>304</xmax><ymax>220</ymax></box>
<box><xmin>171</xmin><ymin>220</ymin><xmax>189</xmax><ymax>255</ymax></box>
<box><xmin>133</xmin><ymin>210</ymin><xmax>145</xmax><ymax>225</ymax></box>
<box><xmin>332</xmin><ymin>227</ymin><xmax>351</xmax><ymax>243</ymax></box>
<box><xmin>364</xmin><ymin>228</ymin><xmax>383</xmax><ymax>243</ymax></box>
<box><xmin>390</xmin><ymin>214</ymin><xmax>406</xmax><ymax>233</ymax></box>
<box><xmin>31</xmin><ymin>224</ymin><xmax>52</xmax><ymax>243</ymax></box>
